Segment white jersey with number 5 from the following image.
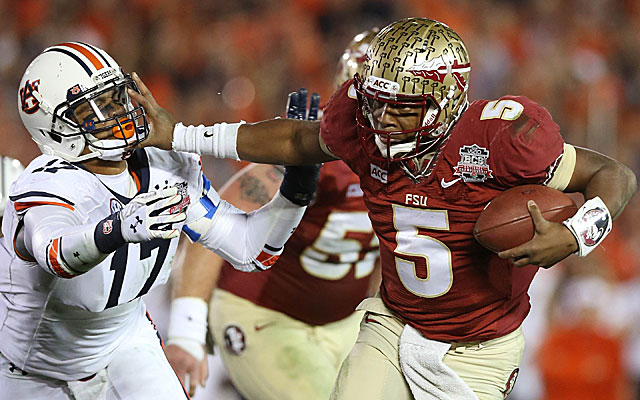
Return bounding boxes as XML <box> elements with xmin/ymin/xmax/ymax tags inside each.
<box><xmin>0</xmin><ymin>148</ymin><xmax>204</xmax><ymax>381</ymax></box>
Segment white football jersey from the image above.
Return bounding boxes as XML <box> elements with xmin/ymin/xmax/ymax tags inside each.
<box><xmin>0</xmin><ymin>148</ymin><xmax>205</xmax><ymax>380</ymax></box>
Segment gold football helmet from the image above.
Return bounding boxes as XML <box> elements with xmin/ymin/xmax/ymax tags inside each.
<box><xmin>334</xmin><ymin>28</ymin><xmax>379</xmax><ymax>88</ymax></box>
<box><xmin>354</xmin><ymin>18</ymin><xmax>470</xmax><ymax>179</ymax></box>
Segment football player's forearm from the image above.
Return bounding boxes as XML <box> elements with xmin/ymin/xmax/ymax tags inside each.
<box><xmin>23</xmin><ymin>207</ymin><xmax>113</xmax><ymax>278</ymax></box>
<box><xmin>196</xmin><ymin>193</ymin><xmax>305</xmax><ymax>271</ymax></box>
<box><xmin>567</xmin><ymin>147</ymin><xmax>637</xmax><ymax>219</ymax></box>
<box><xmin>237</xmin><ymin>119</ymin><xmax>329</xmax><ymax>164</ymax></box>
<box><xmin>560</xmin><ymin>147</ymin><xmax>637</xmax><ymax>258</ymax></box>
<box><xmin>172</xmin><ymin>118</ymin><xmax>331</xmax><ymax>164</ymax></box>
<box><xmin>172</xmin><ymin>238</ymin><xmax>221</xmax><ymax>302</ymax></box>
<box><xmin>580</xmin><ymin>162</ymin><xmax>637</xmax><ymax>220</ymax></box>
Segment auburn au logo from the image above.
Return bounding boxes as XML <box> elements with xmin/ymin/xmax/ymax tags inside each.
<box><xmin>19</xmin><ymin>79</ymin><xmax>41</xmax><ymax>114</ymax></box>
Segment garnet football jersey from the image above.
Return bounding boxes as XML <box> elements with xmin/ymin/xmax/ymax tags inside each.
<box><xmin>320</xmin><ymin>82</ymin><xmax>567</xmax><ymax>342</ymax></box>
<box><xmin>217</xmin><ymin>161</ymin><xmax>379</xmax><ymax>326</ymax></box>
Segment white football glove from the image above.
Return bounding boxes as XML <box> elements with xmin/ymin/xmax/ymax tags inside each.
<box><xmin>120</xmin><ymin>187</ymin><xmax>186</xmax><ymax>242</ymax></box>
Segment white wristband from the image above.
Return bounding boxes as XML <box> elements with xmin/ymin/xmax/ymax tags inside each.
<box><xmin>171</xmin><ymin>122</ymin><xmax>244</xmax><ymax>160</ymax></box>
<box><xmin>562</xmin><ymin>196</ymin><xmax>612</xmax><ymax>257</ymax></box>
<box><xmin>167</xmin><ymin>297</ymin><xmax>208</xmax><ymax>360</ymax></box>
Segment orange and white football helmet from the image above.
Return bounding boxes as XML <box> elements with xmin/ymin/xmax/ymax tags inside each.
<box><xmin>18</xmin><ymin>42</ymin><xmax>149</xmax><ymax>162</ymax></box>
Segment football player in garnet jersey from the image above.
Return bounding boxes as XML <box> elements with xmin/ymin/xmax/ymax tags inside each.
<box><xmin>133</xmin><ymin>17</ymin><xmax>637</xmax><ymax>400</ymax></box>
<box><xmin>0</xmin><ymin>43</ymin><xmax>318</xmax><ymax>400</ymax></box>
<box><xmin>164</xmin><ymin>29</ymin><xmax>381</xmax><ymax>400</ymax></box>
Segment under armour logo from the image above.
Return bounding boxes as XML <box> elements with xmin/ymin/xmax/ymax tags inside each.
<box><xmin>73</xmin><ymin>252</ymin><xmax>80</xmax><ymax>258</ymax></box>
<box><xmin>130</xmin><ymin>216</ymin><xmax>143</xmax><ymax>233</ymax></box>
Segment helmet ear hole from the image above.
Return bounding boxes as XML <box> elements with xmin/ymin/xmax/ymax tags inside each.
<box><xmin>49</xmin><ymin>132</ymin><xmax>62</xmax><ymax>144</ymax></box>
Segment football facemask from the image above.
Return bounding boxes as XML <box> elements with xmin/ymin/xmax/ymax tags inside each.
<box><xmin>57</xmin><ymin>76</ymin><xmax>149</xmax><ymax>161</ymax></box>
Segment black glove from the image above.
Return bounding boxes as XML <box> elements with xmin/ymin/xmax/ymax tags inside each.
<box><xmin>279</xmin><ymin>88</ymin><xmax>322</xmax><ymax>206</ymax></box>
<box><xmin>286</xmin><ymin>88</ymin><xmax>320</xmax><ymax>121</ymax></box>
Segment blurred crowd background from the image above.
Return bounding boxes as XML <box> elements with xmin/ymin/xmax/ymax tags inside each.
<box><xmin>2</xmin><ymin>0</ymin><xmax>640</xmax><ymax>399</ymax></box>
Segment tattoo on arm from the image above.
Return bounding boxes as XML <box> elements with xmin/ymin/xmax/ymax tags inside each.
<box><xmin>239</xmin><ymin>174</ymin><xmax>272</xmax><ymax>206</ymax></box>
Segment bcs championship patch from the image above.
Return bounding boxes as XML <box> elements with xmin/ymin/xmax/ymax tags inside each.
<box><xmin>454</xmin><ymin>144</ymin><xmax>493</xmax><ymax>183</ymax></box>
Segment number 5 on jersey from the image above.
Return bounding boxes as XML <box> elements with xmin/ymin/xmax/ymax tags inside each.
<box><xmin>393</xmin><ymin>205</ymin><xmax>453</xmax><ymax>298</ymax></box>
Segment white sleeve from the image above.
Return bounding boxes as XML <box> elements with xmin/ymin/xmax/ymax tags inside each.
<box><xmin>182</xmin><ymin>190</ymin><xmax>306</xmax><ymax>272</ymax></box>
<box><xmin>22</xmin><ymin>205</ymin><xmax>110</xmax><ymax>278</ymax></box>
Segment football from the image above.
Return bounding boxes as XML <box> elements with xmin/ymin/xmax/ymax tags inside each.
<box><xmin>474</xmin><ymin>185</ymin><xmax>578</xmax><ymax>253</ymax></box>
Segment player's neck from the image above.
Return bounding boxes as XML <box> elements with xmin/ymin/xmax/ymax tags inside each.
<box><xmin>82</xmin><ymin>158</ymin><xmax>127</xmax><ymax>175</ymax></box>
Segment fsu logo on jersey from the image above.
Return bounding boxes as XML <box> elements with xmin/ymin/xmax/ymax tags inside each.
<box><xmin>19</xmin><ymin>79</ymin><xmax>41</xmax><ymax>114</ymax></box>
<box><xmin>224</xmin><ymin>325</ymin><xmax>246</xmax><ymax>355</ymax></box>
<box><xmin>453</xmin><ymin>144</ymin><xmax>493</xmax><ymax>183</ymax></box>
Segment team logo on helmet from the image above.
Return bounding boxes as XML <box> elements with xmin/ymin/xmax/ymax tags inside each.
<box><xmin>19</xmin><ymin>80</ymin><xmax>41</xmax><ymax>114</ymax></box>
<box><xmin>453</xmin><ymin>144</ymin><xmax>493</xmax><ymax>183</ymax></box>
<box><xmin>66</xmin><ymin>84</ymin><xmax>86</xmax><ymax>102</ymax></box>
<box><xmin>407</xmin><ymin>55</ymin><xmax>471</xmax><ymax>91</ymax></box>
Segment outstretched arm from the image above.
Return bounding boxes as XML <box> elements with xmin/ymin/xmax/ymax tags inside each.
<box><xmin>166</xmin><ymin>163</ymin><xmax>285</xmax><ymax>395</ymax></box>
<box><xmin>128</xmin><ymin>73</ymin><xmax>335</xmax><ymax>165</ymax></box>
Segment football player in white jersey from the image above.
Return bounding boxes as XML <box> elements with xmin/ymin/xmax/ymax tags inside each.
<box><xmin>0</xmin><ymin>42</ymin><xmax>318</xmax><ymax>400</ymax></box>
<box><xmin>0</xmin><ymin>156</ymin><xmax>24</xmax><ymax>238</ymax></box>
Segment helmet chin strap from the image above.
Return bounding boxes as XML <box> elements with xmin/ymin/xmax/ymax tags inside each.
<box><xmin>88</xmin><ymin>139</ymin><xmax>134</xmax><ymax>161</ymax></box>
<box><xmin>374</xmin><ymin>135</ymin><xmax>416</xmax><ymax>159</ymax></box>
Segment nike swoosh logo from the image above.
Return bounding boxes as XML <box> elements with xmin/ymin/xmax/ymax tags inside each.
<box><xmin>440</xmin><ymin>177</ymin><xmax>461</xmax><ymax>188</ymax></box>
<box><xmin>203</xmin><ymin>129</ymin><xmax>213</xmax><ymax>138</ymax></box>
<box><xmin>254</xmin><ymin>322</ymin><xmax>276</xmax><ymax>332</ymax></box>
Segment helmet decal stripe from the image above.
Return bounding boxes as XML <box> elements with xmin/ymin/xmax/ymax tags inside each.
<box><xmin>80</xmin><ymin>42</ymin><xmax>113</xmax><ymax>68</ymax></box>
<box><xmin>44</xmin><ymin>48</ymin><xmax>93</xmax><ymax>76</ymax></box>
<box><xmin>59</xmin><ymin>42</ymin><xmax>105</xmax><ymax>71</ymax></box>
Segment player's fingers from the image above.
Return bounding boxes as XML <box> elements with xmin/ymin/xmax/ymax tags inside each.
<box><xmin>199</xmin><ymin>356</ymin><xmax>209</xmax><ymax>386</ymax></box>
<box><xmin>297</xmin><ymin>88</ymin><xmax>308</xmax><ymax>120</ymax></box>
<box><xmin>511</xmin><ymin>255</ymin><xmax>532</xmax><ymax>267</ymax></box>
<box><xmin>497</xmin><ymin>242</ymin><xmax>529</xmax><ymax>260</ymax></box>
<box><xmin>173</xmin><ymin>367</ymin><xmax>187</xmax><ymax>390</ymax></box>
<box><xmin>286</xmin><ymin>92</ymin><xmax>299</xmax><ymax>119</ymax></box>
<box><xmin>308</xmin><ymin>92</ymin><xmax>320</xmax><ymax>121</ymax></box>
<box><xmin>527</xmin><ymin>200</ymin><xmax>548</xmax><ymax>231</ymax></box>
<box><xmin>188</xmin><ymin>375</ymin><xmax>197</xmax><ymax>397</ymax></box>
<box><xmin>131</xmin><ymin>72</ymin><xmax>160</xmax><ymax>108</ymax></box>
